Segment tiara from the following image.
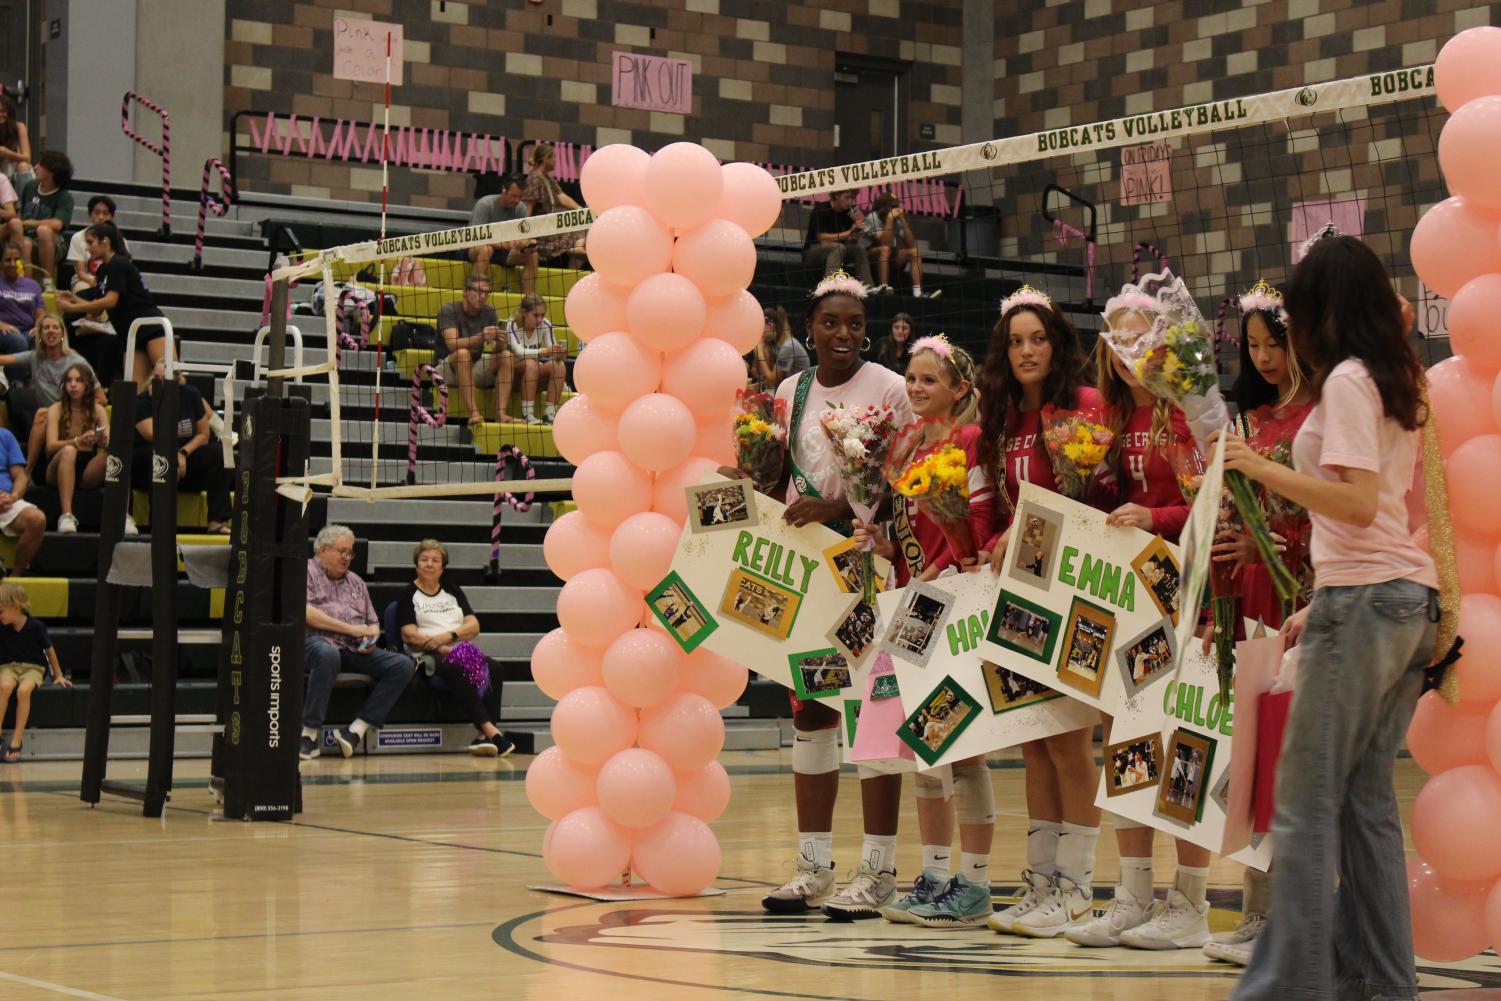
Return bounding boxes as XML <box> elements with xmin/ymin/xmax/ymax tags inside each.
<box><xmin>999</xmin><ymin>284</ymin><xmax>1052</xmax><ymax>315</ymax></box>
<box><xmin>1101</xmin><ymin>289</ymin><xmax>1159</xmax><ymax>320</ymax></box>
<box><xmin>1297</xmin><ymin>221</ymin><xmax>1342</xmax><ymax>258</ymax></box>
<box><xmin>1237</xmin><ymin>278</ymin><xmax>1283</xmax><ymax>314</ymax></box>
<box><xmin>810</xmin><ymin>269</ymin><xmax>869</xmax><ymax>300</ymax></box>
<box><xmin>909</xmin><ymin>334</ymin><xmax>953</xmax><ymax>359</ymax></box>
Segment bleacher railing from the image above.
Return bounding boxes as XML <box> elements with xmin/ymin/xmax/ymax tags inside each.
<box><xmin>121</xmin><ymin>92</ymin><xmax>172</xmax><ymax>237</ymax></box>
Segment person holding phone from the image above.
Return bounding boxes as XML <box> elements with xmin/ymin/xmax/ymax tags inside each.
<box><xmin>466</xmin><ymin>176</ymin><xmax>539</xmax><ymax>295</ymax></box>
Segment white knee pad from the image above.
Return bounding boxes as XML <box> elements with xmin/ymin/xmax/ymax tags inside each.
<box><xmin>1110</xmin><ymin>813</ymin><xmax>1148</xmax><ymax>830</ymax></box>
<box><xmin>792</xmin><ymin>726</ymin><xmax>840</xmax><ymax>775</ymax></box>
<box><xmin>951</xmin><ymin>760</ymin><xmax>996</xmax><ymax>825</ymax></box>
<box><xmin>913</xmin><ymin>766</ymin><xmax>953</xmax><ymax>800</ymax></box>
<box><xmin>855</xmin><ymin>763</ymin><xmax>882</xmax><ymax>781</ymax></box>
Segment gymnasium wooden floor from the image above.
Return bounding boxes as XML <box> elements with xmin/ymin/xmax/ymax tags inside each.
<box><xmin>2</xmin><ymin>751</ymin><xmax>1498</xmax><ymax>1000</ymax></box>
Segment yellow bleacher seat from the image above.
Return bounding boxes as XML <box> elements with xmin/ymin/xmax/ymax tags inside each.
<box><xmin>321</xmin><ymin>256</ymin><xmax>586</xmax><ymax>298</ymax></box>
<box><xmin>441</xmin><ymin>386</ymin><xmax>576</xmax><ymax>423</ymax></box>
<box><xmin>549</xmin><ymin>500</ymin><xmax>577</xmax><ymax>520</ymax></box>
<box><xmin>130</xmin><ymin>490</ymin><xmax>219</xmax><ymax>529</ymax></box>
<box><xmin>471</xmin><ymin>421</ymin><xmax>563</xmax><ymax>460</ymax></box>
<box><xmin>0</xmin><ymin>575</ymin><xmax>69</xmax><ymax>617</ymax></box>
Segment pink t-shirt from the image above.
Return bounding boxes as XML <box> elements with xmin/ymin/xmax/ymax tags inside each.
<box><xmin>775</xmin><ymin>362</ymin><xmax>912</xmax><ymax>505</ymax></box>
<box><xmin>1292</xmin><ymin>359</ymin><xmax>1436</xmax><ymax>589</ymax></box>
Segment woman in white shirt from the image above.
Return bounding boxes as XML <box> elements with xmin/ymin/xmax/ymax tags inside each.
<box><xmin>504</xmin><ymin>293</ymin><xmax>566</xmax><ymax>424</ymax></box>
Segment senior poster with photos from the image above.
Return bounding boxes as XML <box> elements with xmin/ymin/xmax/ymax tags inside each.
<box><xmin>654</xmin><ymin>474</ymin><xmax>891</xmax><ymax>709</ymax></box>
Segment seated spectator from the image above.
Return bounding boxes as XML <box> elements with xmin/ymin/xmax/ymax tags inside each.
<box><xmin>0</xmin><ymin>95</ymin><xmax>32</xmax><ymax>191</ymax></box>
<box><xmin>752</xmin><ymin>306</ymin><xmax>808</xmax><ymax>391</ymax></box>
<box><xmin>0</xmin><ymin>313</ymin><xmax>97</xmax><ymax>469</ymax></box>
<box><xmin>132</xmin><ymin>356</ymin><xmax>232</xmax><ymax>535</ymax></box>
<box><xmin>504</xmin><ymin>293</ymin><xmax>565</xmax><ymax>424</ymax></box>
<box><xmin>303</xmin><ymin>525</ymin><xmax>417</xmax><ymax>760</ymax></box>
<box><xmin>872</xmin><ymin>312</ymin><xmax>915</xmax><ymax>375</ymax></box>
<box><xmin>66</xmin><ymin>196</ymin><xmax>117</xmax><ymax>296</ymax></box>
<box><xmin>863</xmin><ymin>194</ymin><xmax>937</xmax><ymax>298</ymax></box>
<box><xmin>0</xmin><ymin>422</ymin><xmax>44</xmax><ymax>576</ymax></box>
<box><xmin>437</xmin><ymin>274</ymin><xmax>514</xmax><ymax>429</ymax></box>
<box><xmin>522</xmin><ymin>144</ymin><xmax>585</xmax><ymax>266</ymax></box>
<box><xmin>43</xmin><ymin>362</ymin><xmax>107</xmax><ymax>534</ymax></box>
<box><xmin>0</xmin><ymin>581</ymin><xmax>69</xmax><ymax>763</ymax></box>
<box><xmin>467</xmin><ymin>175</ymin><xmax>539</xmax><ymax>295</ymax></box>
<box><xmin>0</xmin><ymin>241</ymin><xmax>41</xmax><ymax>360</ymax></box>
<box><xmin>803</xmin><ymin>189</ymin><xmax>873</xmax><ymax>285</ymax></box>
<box><xmin>2</xmin><ymin>150</ymin><xmax>72</xmax><ymax>290</ymax></box>
<box><xmin>55</xmin><ymin>221</ymin><xmax>159</xmax><ymax>386</ymax></box>
<box><xmin>397</xmin><ymin>539</ymin><xmax>513</xmax><ymax>757</ymax></box>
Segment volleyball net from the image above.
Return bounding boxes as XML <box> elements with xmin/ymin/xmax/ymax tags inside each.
<box><xmin>264</xmin><ymin>63</ymin><xmax>1446</xmax><ymax>501</ymax></box>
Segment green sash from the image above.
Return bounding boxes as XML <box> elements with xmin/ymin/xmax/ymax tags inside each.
<box><xmin>789</xmin><ymin>367</ymin><xmax>853</xmax><ymax>538</ymax></box>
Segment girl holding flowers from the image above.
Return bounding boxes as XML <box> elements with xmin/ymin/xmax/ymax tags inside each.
<box><xmin>975</xmin><ymin>285</ymin><xmax>1104</xmax><ymax>938</ymax></box>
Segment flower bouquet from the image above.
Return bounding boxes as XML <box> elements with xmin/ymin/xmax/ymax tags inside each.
<box><xmin>733</xmin><ymin>389</ymin><xmax>788</xmax><ymax>494</ymax></box>
<box><xmin>885</xmin><ymin>419</ymin><xmax>977</xmax><ymax>565</ymax></box>
<box><xmin>1040</xmin><ymin>404</ymin><xmax>1115</xmax><ymax>500</ymax></box>
<box><xmin>820</xmin><ymin>402</ymin><xmax>902</xmax><ymax>605</ymax></box>
<box><xmin>1255</xmin><ymin>435</ymin><xmax>1311</xmax><ymax>619</ymax></box>
<box><xmin>1167</xmin><ymin>439</ymin><xmax>1238</xmax><ymax>699</ymax></box>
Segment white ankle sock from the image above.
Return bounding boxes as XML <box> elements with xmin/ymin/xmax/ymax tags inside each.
<box><xmin>1176</xmin><ymin>864</ymin><xmax>1210</xmax><ymax>906</ymax></box>
<box><xmin>862</xmin><ymin>834</ymin><xmax>898</xmax><ymax>874</ymax></box>
<box><xmin>799</xmin><ymin>831</ymin><xmax>833</xmax><ymax>869</ymax></box>
<box><xmin>1026</xmin><ymin>819</ymin><xmax>1062</xmax><ymax>876</ymax></box>
<box><xmin>349</xmin><ymin>719</ymin><xmax>371</xmax><ymax>737</ymax></box>
<box><xmin>912</xmin><ymin>285</ymin><xmax>923</xmax><ymax>296</ymax></box>
<box><xmin>921</xmin><ymin>844</ymin><xmax>951</xmax><ymax>874</ymax></box>
<box><xmin>302</xmin><ymin>726</ymin><xmax>317</xmax><ymax>740</ymax></box>
<box><xmin>1056</xmin><ymin>822</ymin><xmax>1100</xmax><ymax>888</ymax></box>
<box><xmin>960</xmin><ymin>852</ymin><xmax>989</xmax><ymax>885</ymax></box>
<box><xmin>522</xmin><ymin>398</ymin><xmax>535</xmax><ymax>416</ymax></box>
<box><xmin>1119</xmin><ymin>856</ymin><xmax>1154</xmax><ymax>903</ymax></box>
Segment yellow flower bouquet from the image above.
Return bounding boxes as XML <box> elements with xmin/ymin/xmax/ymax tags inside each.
<box><xmin>885</xmin><ymin>421</ymin><xmax>977</xmax><ymax>563</ymax></box>
<box><xmin>733</xmin><ymin>390</ymin><xmax>787</xmax><ymax>493</ymax></box>
<box><xmin>1040</xmin><ymin>404</ymin><xmax>1115</xmax><ymax>500</ymax></box>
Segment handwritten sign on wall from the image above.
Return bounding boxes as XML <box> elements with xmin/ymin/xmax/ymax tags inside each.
<box><xmin>333</xmin><ymin>17</ymin><xmax>405</xmax><ymax>86</ymax></box>
<box><xmin>1120</xmin><ymin>141</ymin><xmax>1172</xmax><ymax>206</ymax></box>
<box><xmin>1291</xmin><ymin>197</ymin><xmax>1365</xmax><ymax>262</ymax></box>
<box><xmin>611</xmin><ymin>51</ymin><xmax>693</xmax><ymax>114</ymax></box>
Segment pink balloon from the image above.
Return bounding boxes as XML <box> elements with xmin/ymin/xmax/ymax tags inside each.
<box><xmin>1449</xmin><ymin>276</ymin><xmax>1501</xmax><ymax>372</ymax></box>
<box><xmin>586</xmin><ymin>205</ymin><xmax>675</xmax><ymax>287</ymax></box>
<box><xmin>632</xmin><ymin>812</ymin><xmax>721</xmax><ymax>895</ymax></box>
<box><xmin>551</xmin><ymin>394</ymin><xmax>620</xmax><ymax>465</ymax></box>
<box><xmin>1455</xmin><ymin>523</ymin><xmax>1501</xmax><ymax>594</ymax></box>
<box><xmin>638</xmin><ymin>692</ymin><xmax>725</xmax><ymax>771</ymax></box>
<box><xmin>1457</xmin><ymin>593</ymin><xmax>1501</xmax><ymax>704</ymax></box>
<box><xmin>526</xmin><ymin>746</ymin><xmax>600</xmax><ymax>821</ymax></box>
<box><xmin>652</xmin><ymin>457</ymin><xmax>721</xmax><ymax>523</ymax></box>
<box><xmin>1411</xmin><ymin>196</ymin><xmax>1501</xmax><ymax>299</ymax></box>
<box><xmin>596</xmin><ymin>747</ymin><xmax>678</xmax><ymax>829</ymax></box>
<box><xmin>626</xmin><ymin>273</ymin><xmax>707</xmax><ymax>353</ymax></box>
<box><xmin>1448</xmin><ymin>435</ymin><xmax>1501</xmax><ymax>535</ymax></box>
<box><xmin>1412</xmin><ymin>764</ymin><xmax>1501</xmax><ymax>881</ymax></box>
<box><xmin>1407</xmin><ymin>858</ymin><xmax>1494</xmax><ymax>962</ymax></box>
<box><xmin>573</xmin><ymin>332</ymin><xmax>663</xmax><ymax>412</ymax></box>
<box><xmin>530</xmin><ymin>628</ymin><xmax>604</xmax><ymax>700</ymax></box>
<box><xmin>1437</xmin><ymin>26</ymin><xmax>1501</xmax><ymax>111</ymax></box>
<box><xmin>1440</xmin><ymin>96</ymin><xmax>1501</xmax><ymax>212</ymax></box>
<box><xmin>610</xmin><ymin>512</ymin><xmax>684</xmax><ymax>591</ymax></box>
<box><xmin>550</xmin><ymin>686</ymin><xmax>639</xmax><ymax>765</ymax></box>
<box><xmin>617</xmin><ymin>393</ymin><xmax>697</xmax><ymax>472</ymax></box>
<box><xmin>680</xmin><ymin>648</ymin><xmax>748</xmax><ymax>710</ymax></box>
<box><xmin>673</xmin><ymin>220</ymin><xmax>756</xmax><ymax>298</ymax></box>
<box><xmin>714</xmin><ymin>162</ymin><xmax>783</xmax><ymax>238</ymax></box>
<box><xmin>693</xmin><ymin>413</ymin><xmax>737</xmax><ymax>468</ymax></box>
<box><xmin>1426</xmin><ymin>356</ymin><xmax>1500</xmax><ymax>457</ymax></box>
<box><xmin>563</xmin><ymin>273</ymin><xmax>630</xmax><ymax>344</ymax></box>
<box><xmin>579</xmin><ymin>144</ymin><xmax>649</xmax><ymax>214</ymax></box>
<box><xmin>544</xmin><ymin>805</ymin><xmax>632</xmax><ymax>889</ymax></box>
<box><xmin>704</xmin><ymin>290</ymin><xmax>765</xmax><ymax>355</ymax></box>
<box><xmin>673</xmin><ymin>760</ymin><xmax>732</xmax><ymax>822</ymax></box>
<box><xmin>555</xmin><ymin>568</ymin><xmax>643</xmax><ymax>648</ymax></box>
<box><xmin>543</xmin><ymin>510</ymin><xmax>613</xmax><ymax>581</ymax></box>
<box><xmin>662</xmin><ymin>339</ymin><xmax>748</xmax><ymax>417</ymax></box>
<box><xmin>643</xmin><ymin>143</ymin><xmax>724</xmax><ymax>232</ymax></box>
<box><xmin>601</xmin><ymin>628</ymin><xmax>685</xmax><ymax>709</ymax></box>
<box><xmin>571</xmin><ymin>450</ymin><xmax>653</xmax><ymax>530</ymax></box>
<box><xmin>1407</xmin><ymin>690</ymin><xmax>1492</xmax><ymax>775</ymax></box>
<box><xmin>1489</xmin><ymin>699</ymin><xmax>1501</xmax><ymax>775</ymax></box>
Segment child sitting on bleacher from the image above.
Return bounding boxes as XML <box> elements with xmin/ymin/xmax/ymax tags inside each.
<box><xmin>0</xmin><ymin>580</ymin><xmax>69</xmax><ymax>762</ymax></box>
<box><xmin>504</xmin><ymin>293</ymin><xmax>566</xmax><ymax>425</ymax></box>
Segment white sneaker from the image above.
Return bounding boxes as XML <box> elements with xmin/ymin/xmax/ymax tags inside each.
<box><xmin>57</xmin><ymin>513</ymin><xmax>79</xmax><ymax>534</ymax></box>
<box><xmin>1203</xmin><ymin>912</ymin><xmax>1265</xmax><ymax>965</ymax></box>
<box><xmin>1120</xmin><ymin>888</ymin><xmax>1212</xmax><ymax>950</ymax></box>
<box><xmin>987</xmin><ymin>868</ymin><xmax>1051</xmax><ymax>934</ymax></box>
<box><xmin>123</xmin><ymin>514</ymin><xmax>139</xmax><ymax>536</ymax></box>
<box><xmin>760</xmin><ymin>855</ymin><xmax>836</xmax><ymax>914</ymax></box>
<box><xmin>75</xmin><ymin>318</ymin><xmax>116</xmax><ymax>336</ymax></box>
<box><xmin>1064</xmin><ymin>885</ymin><xmax>1157</xmax><ymax>947</ymax></box>
<box><xmin>821</xmin><ymin>861</ymin><xmax>898</xmax><ymax>921</ymax></box>
<box><xmin>524</xmin><ymin>415</ymin><xmax>545</xmax><ymax>426</ymax></box>
<box><xmin>1012</xmin><ymin>873</ymin><xmax>1092</xmax><ymax>938</ymax></box>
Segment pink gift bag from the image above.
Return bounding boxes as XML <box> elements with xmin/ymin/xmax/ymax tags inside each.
<box><xmin>848</xmin><ymin>652</ymin><xmax>915</xmax><ymax>765</ymax></box>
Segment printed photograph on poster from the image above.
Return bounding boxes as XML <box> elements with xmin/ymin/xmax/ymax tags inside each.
<box><xmin>900</xmin><ymin>675</ymin><xmax>982</xmax><ymax>765</ymax></box>
<box><xmin>828</xmin><ymin>595</ymin><xmax>879</xmax><ymax>665</ymax></box>
<box><xmin>1209</xmin><ymin>768</ymin><xmax>1231</xmax><ymax>817</ymax></box>
<box><xmin>1133</xmin><ymin>537</ymin><xmax>1183</xmax><ymax>626</ymax></box>
<box><xmin>988</xmin><ymin>589</ymin><xmax>1063</xmax><ymax>664</ymax></box>
<box><xmin>1106</xmin><ymin>732</ymin><xmax>1164</xmax><ymax>797</ymax></box>
<box><xmin>789</xmin><ymin>648</ymin><xmax>852</xmax><ymax>700</ymax></box>
<box><xmin>647</xmin><ymin>571</ymin><xmax>717</xmax><ymax>653</ymax></box>
<box><xmin>719</xmin><ymin>568</ymin><xmax>802</xmax><ymax>641</ymax></box>
<box><xmin>823</xmin><ymin>537</ymin><xmax>883</xmax><ymax>596</ymax></box>
<box><xmin>1008</xmin><ymin>502</ymin><xmax>1065</xmax><ymax>592</ymax></box>
<box><xmin>871</xmin><ymin>672</ymin><xmax>901</xmax><ymax>700</ymax></box>
<box><xmin>878</xmin><ymin>581</ymin><xmax>954</xmax><ymax>668</ymax></box>
<box><xmin>1056</xmin><ymin>597</ymin><xmax>1115</xmax><ymax>698</ymax></box>
<box><xmin>844</xmin><ymin>700</ymin><xmax>861</xmax><ymax>747</ymax></box>
<box><xmin>981</xmin><ymin>660</ymin><xmax>1063</xmax><ymax>714</ymax></box>
<box><xmin>1157</xmin><ymin>728</ymin><xmax>1216</xmax><ymax>825</ymax></box>
<box><xmin>1114</xmin><ymin>618</ymin><xmax>1178</xmax><ymax>699</ymax></box>
<box><xmin>686</xmin><ymin>479</ymin><xmax>758</xmax><ymax>535</ymax></box>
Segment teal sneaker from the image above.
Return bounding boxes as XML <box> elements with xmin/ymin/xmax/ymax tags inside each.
<box><xmin>909</xmin><ymin>873</ymin><xmax>994</xmax><ymax>929</ymax></box>
<box><xmin>879</xmin><ymin>867</ymin><xmax>946</xmax><ymax>924</ymax></box>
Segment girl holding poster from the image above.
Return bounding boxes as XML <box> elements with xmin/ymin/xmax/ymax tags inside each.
<box><xmin>974</xmin><ymin>286</ymin><xmax>1104</xmax><ymax>938</ymax></box>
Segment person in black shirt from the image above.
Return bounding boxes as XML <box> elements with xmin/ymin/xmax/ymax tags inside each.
<box><xmin>802</xmin><ymin>189</ymin><xmax>873</xmax><ymax>285</ymax></box>
<box><xmin>0</xmin><ymin>581</ymin><xmax>69</xmax><ymax>762</ymax></box>
<box><xmin>133</xmin><ymin>357</ymin><xmax>232</xmax><ymax>533</ymax></box>
<box><xmin>55</xmin><ymin>221</ymin><xmax>163</xmax><ymax>386</ymax></box>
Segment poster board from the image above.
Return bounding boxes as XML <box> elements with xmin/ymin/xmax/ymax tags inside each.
<box><xmin>333</xmin><ymin>17</ymin><xmax>404</xmax><ymax>86</ymax></box>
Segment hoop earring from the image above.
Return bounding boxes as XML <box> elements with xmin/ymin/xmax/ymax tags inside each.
<box><xmin>807</xmin><ymin>336</ymin><xmax>816</xmax><ymax>351</ymax></box>
<box><xmin>862</xmin><ymin>337</ymin><xmax>872</xmax><ymax>352</ymax></box>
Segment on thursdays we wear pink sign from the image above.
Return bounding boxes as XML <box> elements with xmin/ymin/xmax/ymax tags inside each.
<box><xmin>611</xmin><ymin>51</ymin><xmax>693</xmax><ymax>114</ymax></box>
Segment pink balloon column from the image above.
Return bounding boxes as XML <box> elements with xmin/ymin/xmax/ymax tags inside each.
<box><xmin>1407</xmin><ymin>27</ymin><xmax>1501</xmax><ymax>960</ymax></box>
<box><xmin>529</xmin><ymin>143</ymin><xmax>766</xmax><ymax>893</ymax></box>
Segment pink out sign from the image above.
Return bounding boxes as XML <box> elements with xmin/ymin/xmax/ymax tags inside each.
<box><xmin>611</xmin><ymin>52</ymin><xmax>693</xmax><ymax>114</ymax></box>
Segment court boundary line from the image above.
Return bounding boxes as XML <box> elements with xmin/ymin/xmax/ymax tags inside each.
<box><xmin>0</xmin><ymin>968</ymin><xmax>132</xmax><ymax>1000</ymax></box>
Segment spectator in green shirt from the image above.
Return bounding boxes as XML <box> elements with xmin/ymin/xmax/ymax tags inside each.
<box><xmin>2</xmin><ymin>151</ymin><xmax>73</xmax><ymax>290</ymax></box>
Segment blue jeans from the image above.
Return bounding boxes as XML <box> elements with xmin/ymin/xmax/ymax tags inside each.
<box><xmin>302</xmin><ymin>637</ymin><xmax>415</xmax><ymax>730</ymax></box>
<box><xmin>1232</xmin><ymin>578</ymin><xmax>1437</xmax><ymax>1001</ymax></box>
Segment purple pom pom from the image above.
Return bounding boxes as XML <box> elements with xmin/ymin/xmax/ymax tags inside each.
<box><xmin>445</xmin><ymin>642</ymin><xmax>490</xmax><ymax>698</ymax></box>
